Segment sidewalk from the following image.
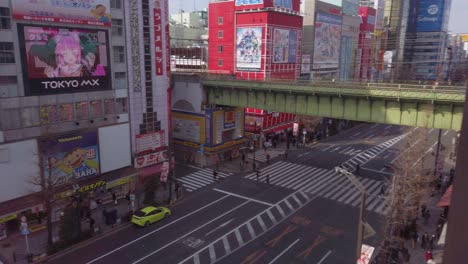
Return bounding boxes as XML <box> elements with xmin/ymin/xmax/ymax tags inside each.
<box><xmin>0</xmin><ymin>196</ymin><xmax>162</xmax><ymax>264</ymax></box>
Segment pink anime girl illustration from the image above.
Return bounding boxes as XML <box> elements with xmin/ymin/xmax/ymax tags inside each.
<box><xmin>44</xmin><ymin>32</ymin><xmax>105</xmax><ymax>78</ymax></box>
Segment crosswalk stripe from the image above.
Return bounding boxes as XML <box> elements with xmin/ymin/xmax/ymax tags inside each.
<box><xmin>366</xmin><ymin>181</ymin><xmax>382</xmax><ymax>195</ymax></box>
<box><xmin>367</xmin><ymin>196</ymin><xmax>383</xmax><ymax>211</ymax></box>
<box><xmin>281</xmin><ymin>167</ymin><xmax>324</xmax><ymax>189</ymax></box>
<box><xmin>302</xmin><ymin>171</ymin><xmax>337</xmax><ymax>193</ymax></box>
<box><xmin>269</xmin><ymin>163</ymin><xmax>306</xmax><ymax>183</ymax></box>
<box><xmin>289</xmin><ymin>169</ymin><xmax>328</xmax><ymax>190</ymax></box>
<box><xmin>187</xmin><ymin>173</ymin><xmax>215</xmax><ymax>184</ymax></box>
<box><xmin>267</xmin><ymin>210</ymin><xmax>277</xmax><ymax>223</ymax></box>
<box><xmin>318</xmin><ymin>176</ymin><xmax>349</xmax><ymax>197</ymax></box>
<box><xmin>245</xmin><ymin>162</ymin><xmax>287</xmax><ymax>179</ymax></box>
<box><xmin>343</xmin><ymin>192</ymin><xmax>360</xmax><ymax>204</ymax></box>
<box><xmin>273</xmin><ymin>165</ymin><xmax>316</xmax><ymax>186</ymax></box>
<box><xmin>375</xmin><ymin>200</ymin><xmax>388</xmax><ymax>214</ymax></box>
<box><xmin>235</xmin><ymin>229</ymin><xmax>244</xmax><ymax>246</ymax></box>
<box><xmin>179</xmin><ymin>177</ymin><xmax>208</xmax><ymax>188</ymax></box>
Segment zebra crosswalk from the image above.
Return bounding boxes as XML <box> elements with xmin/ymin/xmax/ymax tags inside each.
<box><xmin>245</xmin><ymin>161</ymin><xmax>389</xmax><ymax>215</ymax></box>
<box><xmin>341</xmin><ymin>135</ymin><xmax>405</xmax><ymax>170</ymax></box>
<box><xmin>245</xmin><ymin>149</ymin><xmax>284</xmax><ymax>162</ymax></box>
<box><xmin>177</xmin><ymin>168</ymin><xmax>232</xmax><ymax>193</ymax></box>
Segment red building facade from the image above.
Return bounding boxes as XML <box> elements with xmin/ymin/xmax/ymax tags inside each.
<box><xmin>357</xmin><ymin>7</ymin><xmax>376</xmax><ymax>81</ymax></box>
<box><xmin>208</xmin><ymin>0</ymin><xmax>303</xmax><ymax>81</ymax></box>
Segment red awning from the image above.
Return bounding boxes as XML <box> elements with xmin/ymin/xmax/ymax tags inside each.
<box><xmin>437</xmin><ymin>185</ymin><xmax>453</xmax><ymax>207</ymax></box>
<box><xmin>263</xmin><ymin>122</ymin><xmax>295</xmax><ymax>134</ymax></box>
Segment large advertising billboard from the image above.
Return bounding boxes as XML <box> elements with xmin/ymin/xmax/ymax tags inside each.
<box><xmin>313</xmin><ymin>13</ymin><xmax>342</xmax><ymax>69</ymax></box>
<box><xmin>343</xmin><ymin>0</ymin><xmax>359</xmax><ymax>16</ymax></box>
<box><xmin>18</xmin><ymin>25</ymin><xmax>111</xmax><ymax>95</ymax></box>
<box><xmin>417</xmin><ymin>0</ymin><xmax>445</xmax><ymax>32</ymax></box>
<box><xmin>235</xmin><ymin>0</ymin><xmax>263</xmax><ymax>6</ymax></box>
<box><xmin>273</xmin><ymin>29</ymin><xmax>298</xmax><ymax>63</ymax></box>
<box><xmin>40</xmin><ymin>131</ymin><xmax>100</xmax><ymax>186</ymax></box>
<box><xmin>12</xmin><ymin>0</ymin><xmax>111</xmax><ymax>27</ymax></box>
<box><xmin>274</xmin><ymin>0</ymin><xmax>293</xmax><ymax>9</ymax></box>
<box><xmin>236</xmin><ymin>27</ymin><xmax>262</xmax><ymax>71</ymax></box>
<box><xmin>173</xmin><ymin>112</ymin><xmax>205</xmax><ymax>144</ymax></box>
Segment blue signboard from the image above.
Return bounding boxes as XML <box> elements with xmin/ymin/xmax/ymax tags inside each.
<box><xmin>235</xmin><ymin>0</ymin><xmax>263</xmax><ymax>6</ymax></box>
<box><xmin>416</xmin><ymin>0</ymin><xmax>445</xmax><ymax>32</ymax></box>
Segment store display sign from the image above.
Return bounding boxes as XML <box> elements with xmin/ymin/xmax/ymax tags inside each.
<box><xmin>293</xmin><ymin>122</ymin><xmax>299</xmax><ymax>136</ymax></box>
<box><xmin>236</xmin><ymin>27</ymin><xmax>262</xmax><ymax>71</ymax></box>
<box><xmin>313</xmin><ymin>13</ymin><xmax>342</xmax><ymax>69</ymax></box>
<box><xmin>154</xmin><ymin>4</ymin><xmax>164</xmax><ymax>76</ymax></box>
<box><xmin>136</xmin><ymin>130</ymin><xmax>166</xmax><ymax>154</ymax></box>
<box><xmin>235</xmin><ymin>0</ymin><xmax>263</xmax><ymax>6</ymax></box>
<box><xmin>416</xmin><ymin>0</ymin><xmax>445</xmax><ymax>32</ymax></box>
<box><xmin>273</xmin><ymin>29</ymin><xmax>298</xmax><ymax>63</ymax></box>
<box><xmin>12</xmin><ymin>0</ymin><xmax>111</xmax><ymax>27</ymax></box>
<box><xmin>134</xmin><ymin>151</ymin><xmax>167</xmax><ymax>169</ymax></box>
<box><xmin>40</xmin><ymin>131</ymin><xmax>100</xmax><ymax>185</ymax></box>
<box><xmin>224</xmin><ymin>111</ymin><xmax>236</xmax><ymax>129</ymax></box>
<box><xmin>19</xmin><ymin>25</ymin><xmax>111</xmax><ymax>95</ymax></box>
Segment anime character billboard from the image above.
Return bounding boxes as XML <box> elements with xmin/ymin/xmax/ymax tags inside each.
<box><xmin>12</xmin><ymin>0</ymin><xmax>111</xmax><ymax>27</ymax></box>
<box><xmin>236</xmin><ymin>27</ymin><xmax>262</xmax><ymax>71</ymax></box>
<box><xmin>18</xmin><ymin>25</ymin><xmax>111</xmax><ymax>95</ymax></box>
<box><xmin>273</xmin><ymin>29</ymin><xmax>298</xmax><ymax>63</ymax></box>
<box><xmin>40</xmin><ymin>131</ymin><xmax>100</xmax><ymax>186</ymax></box>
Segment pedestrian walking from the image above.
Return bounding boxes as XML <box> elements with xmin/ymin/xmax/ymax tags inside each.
<box><xmin>429</xmin><ymin>234</ymin><xmax>436</xmax><ymax>250</ymax></box>
<box><xmin>425</xmin><ymin>251</ymin><xmax>433</xmax><ymax>262</ymax></box>
<box><xmin>256</xmin><ymin>169</ymin><xmax>260</xmax><ymax>181</ymax></box>
<box><xmin>411</xmin><ymin>230</ymin><xmax>418</xmax><ymax>249</ymax></box>
<box><xmin>213</xmin><ymin>169</ymin><xmax>218</xmax><ymax>180</ymax></box>
<box><xmin>266</xmin><ymin>153</ymin><xmax>270</xmax><ymax>165</ymax></box>
<box><xmin>284</xmin><ymin>149</ymin><xmax>288</xmax><ymax>160</ymax></box>
<box><xmin>266</xmin><ymin>174</ymin><xmax>270</xmax><ymax>184</ymax></box>
<box><xmin>436</xmin><ymin>224</ymin><xmax>442</xmax><ymax>239</ymax></box>
<box><xmin>424</xmin><ymin>210</ymin><xmax>431</xmax><ymax>225</ymax></box>
<box><xmin>356</xmin><ymin>163</ymin><xmax>360</xmax><ymax>175</ymax></box>
<box><xmin>421</xmin><ymin>205</ymin><xmax>427</xmax><ymax>218</ymax></box>
<box><xmin>241</xmin><ymin>153</ymin><xmax>246</xmax><ymax>164</ymax></box>
<box><xmin>378</xmin><ymin>183</ymin><xmax>386</xmax><ymax>196</ymax></box>
<box><xmin>421</xmin><ymin>232</ymin><xmax>428</xmax><ymax>249</ymax></box>
<box><xmin>112</xmin><ymin>191</ymin><xmax>117</xmax><ymax>205</ymax></box>
<box><xmin>89</xmin><ymin>217</ymin><xmax>95</xmax><ymax>232</ymax></box>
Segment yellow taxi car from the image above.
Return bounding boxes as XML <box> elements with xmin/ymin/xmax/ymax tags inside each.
<box><xmin>131</xmin><ymin>206</ymin><xmax>171</xmax><ymax>227</ymax></box>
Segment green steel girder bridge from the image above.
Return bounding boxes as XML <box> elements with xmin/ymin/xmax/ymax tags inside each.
<box><xmin>203</xmin><ymin>78</ymin><xmax>466</xmax><ymax>130</ymax></box>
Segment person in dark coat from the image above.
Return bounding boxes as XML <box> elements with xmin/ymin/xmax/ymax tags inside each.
<box><xmin>421</xmin><ymin>232</ymin><xmax>428</xmax><ymax>249</ymax></box>
<box><xmin>213</xmin><ymin>170</ymin><xmax>218</xmax><ymax>180</ymax></box>
<box><xmin>256</xmin><ymin>169</ymin><xmax>260</xmax><ymax>181</ymax></box>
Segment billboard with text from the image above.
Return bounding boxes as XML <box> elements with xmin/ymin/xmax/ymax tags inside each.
<box><xmin>273</xmin><ymin>29</ymin><xmax>298</xmax><ymax>63</ymax></box>
<box><xmin>313</xmin><ymin>13</ymin><xmax>342</xmax><ymax>69</ymax></box>
<box><xmin>236</xmin><ymin>27</ymin><xmax>262</xmax><ymax>71</ymax></box>
<box><xmin>19</xmin><ymin>25</ymin><xmax>111</xmax><ymax>95</ymax></box>
<box><xmin>12</xmin><ymin>0</ymin><xmax>111</xmax><ymax>27</ymax></box>
<box><xmin>236</xmin><ymin>0</ymin><xmax>263</xmax><ymax>6</ymax></box>
<box><xmin>40</xmin><ymin>131</ymin><xmax>99</xmax><ymax>186</ymax></box>
<box><xmin>417</xmin><ymin>0</ymin><xmax>445</xmax><ymax>32</ymax></box>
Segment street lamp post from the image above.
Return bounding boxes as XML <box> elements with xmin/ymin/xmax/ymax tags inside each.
<box><xmin>253</xmin><ymin>122</ymin><xmax>257</xmax><ymax>171</ymax></box>
<box><xmin>335</xmin><ymin>167</ymin><xmax>366</xmax><ymax>261</ymax></box>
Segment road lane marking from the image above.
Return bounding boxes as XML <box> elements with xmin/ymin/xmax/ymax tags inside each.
<box><xmin>85</xmin><ymin>195</ymin><xmax>230</xmax><ymax>264</ymax></box>
<box><xmin>257</xmin><ymin>216</ymin><xmax>267</xmax><ymax>231</ymax></box>
<box><xmin>444</xmin><ymin>130</ymin><xmax>449</xmax><ymax>136</ymax></box>
<box><xmin>246</xmin><ymin>222</ymin><xmax>256</xmax><ymax>239</ymax></box>
<box><xmin>317</xmin><ymin>250</ymin><xmax>333</xmax><ymax>264</ymax></box>
<box><xmin>235</xmin><ymin>229</ymin><xmax>244</xmax><ymax>246</ymax></box>
<box><xmin>205</xmin><ymin>218</ymin><xmax>235</xmax><ymax>237</ymax></box>
<box><xmin>352</xmin><ymin>132</ymin><xmax>361</xmax><ymax>137</ymax></box>
<box><xmin>213</xmin><ymin>188</ymin><xmax>274</xmax><ymax>206</ymax></box>
<box><xmin>222</xmin><ymin>236</ymin><xmax>231</xmax><ymax>254</ymax></box>
<box><xmin>267</xmin><ymin>210</ymin><xmax>277</xmax><ymax>224</ymax></box>
<box><xmin>131</xmin><ymin>201</ymin><xmax>250</xmax><ymax>264</ymax></box>
<box><xmin>323</xmin><ymin>144</ymin><xmax>336</xmax><ymax>151</ymax></box>
<box><xmin>194</xmin><ymin>254</ymin><xmax>200</xmax><ymax>264</ymax></box>
<box><xmin>209</xmin><ymin>245</ymin><xmax>216</xmax><ymax>263</ymax></box>
<box><xmin>268</xmin><ymin>239</ymin><xmax>300</xmax><ymax>264</ymax></box>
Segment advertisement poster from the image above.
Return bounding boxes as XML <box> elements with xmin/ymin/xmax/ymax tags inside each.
<box><xmin>0</xmin><ymin>223</ymin><xmax>7</xmax><ymax>240</ymax></box>
<box><xmin>135</xmin><ymin>130</ymin><xmax>166</xmax><ymax>155</ymax></box>
<box><xmin>154</xmin><ymin>5</ymin><xmax>164</xmax><ymax>76</ymax></box>
<box><xmin>273</xmin><ymin>29</ymin><xmax>298</xmax><ymax>63</ymax></box>
<box><xmin>301</xmin><ymin>54</ymin><xmax>311</xmax><ymax>74</ymax></box>
<box><xmin>235</xmin><ymin>0</ymin><xmax>263</xmax><ymax>6</ymax></box>
<box><xmin>134</xmin><ymin>151</ymin><xmax>167</xmax><ymax>169</ymax></box>
<box><xmin>40</xmin><ymin>131</ymin><xmax>100</xmax><ymax>185</ymax></box>
<box><xmin>313</xmin><ymin>13</ymin><xmax>342</xmax><ymax>69</ymax></box>
<box><xmin>19</xmin><ymin>25</ymin><xmax>111</xmax><ymax>95</ymax></box>
<box><xmin>417</xmin><ymin>0</ymin><xmax>444</xmax><ymax>32</ymax></box>
<box><xmin>173</xmin><ymin>116</ymin><xmax>203</xmax><ymax>143</ymax></box>
<box><xmin>236</xmin><ymin>27</ymin><xmax>262</xmax><ymax>71</ymax></box>
<box><xmin>224</xmin><ymin>111</ymin><xmax>236</xmax><ymax>129</ymax></box>
<box><xmin>12</xmin><ymin>0</ymin><xmax>111</xmax><ymax>27</ymax></box>
<box><xmin>357</xmin><ymin>244</ymin><xmax>375</xmax><ymax>264</ymax></box>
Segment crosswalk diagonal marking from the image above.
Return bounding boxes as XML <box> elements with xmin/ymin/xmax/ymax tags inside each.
<box><xmin>280</xmin><ymin>167</ymin><xmax>323</xmax><ymax>189</ymax></box>
<box><xmin>272</xmin><ymin>164</ymin><xmax>313</xmax><ymax>186</ymax></box>
<box><xmin>289</xmin><ymin>169</ymin><xmax>329</xmax><ymax>190</ymax></box>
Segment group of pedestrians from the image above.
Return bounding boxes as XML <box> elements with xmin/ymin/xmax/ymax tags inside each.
<box><xmin>256</xmin><ymin>169</ymin><xmax>270</xmax><ymax>184</ymax></box>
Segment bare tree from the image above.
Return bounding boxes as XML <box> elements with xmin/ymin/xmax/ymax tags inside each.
<box><xmin>377</xmin><ymin>111</ymin><xmax>437</xmax><ymax>263</ymax></box>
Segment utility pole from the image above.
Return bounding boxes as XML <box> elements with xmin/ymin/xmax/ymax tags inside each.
<box><xmin>433</xmin><ymin>129</ymin><xmax>442</xmax><ymax>177</ymax></box>
<box><xmin>253</xmin><ymin>122</ymin><xmax>257</xmax><ymax>171</ymax></box>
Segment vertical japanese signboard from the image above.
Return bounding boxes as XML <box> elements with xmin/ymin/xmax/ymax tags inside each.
<box><xmin>154</xmin><ymin>3</ymin><xmax>164</xmax><ymax>76</ymax></box>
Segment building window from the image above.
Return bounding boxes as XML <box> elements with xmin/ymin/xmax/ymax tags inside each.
<box><xmin>58</xmin><ymin>103</ymin><xmax>73</xmax><ymax>122</ymax></box>
<box><xmin>40</xmin><ymin>105</ymin><xmax>58</xmax><ymax>124</ymax></box>
<box><xmin>115</xmin><ymin>72</ymin><xmax>126</xmax><ymax>79</ymax></box>
<box><xmin>114</xmin><ymin>72</ymin><xmax>127</xmax><ymax>89</ymax></box>
<box><xmin>110</xmin><ymin>0</ymin><xmax>122</xmax><ymax>9</ymax></box>
<box><xmin>0</xmin><ymin>42</ymin><xmax>14</xmax><ymax>63</ymax></box>
<box><xmin>218</xmin><ymin>45</ymin><xmax>223</xmax><ymax>53</ymax></box>
<box><xmin>104</xmin><ymin>99</ymin><xmax>115</xmax><ymax>115</ymax></box>
<box><xmin>218</xmin><ymin>59</ymin><xmax>223</xmax><ymax>67</ymax></box>
<box><xmin>113</xmin><ymin>46</ymin><xmax>125</xmax><ymax>63</ymax></box>
<box><xmin>218</xmin><ymin>17</ymin><xmax>223</xmax><ymax>25</ymax></box>
<box><xmin>75</xmin><ymin>101</ymin><xmax>89</xmax><ymax>120</ymax></box>
<box><xmin>0</xmin><ymin>76</ymin><xmax>17</xmax><ymax>85</ymax></box>
<box><xmin>21</xmin><ymin>107</ymin><xmax>40</xmax><ymax>127</ymax></box>
<box><xmin>0</xmin><ymin>8</ymin><xmax>11</xmax><ymax>30</ymax></box>
<box><xmin>0</xmin><ymin>108</ymin><xmax>20</xmax><ymax>130</ymax></box>
<box><xmin>218</xmin><ymin>30</ymin><xmax>223</xmax><ymax>39</ymax></box>
<box><xmin>115</xmin><ymin>98</ymin><xmax>128</xmax><ymax>114</ymax></box>
<box><xmin>112</xmin><ymin>19</ymin><xmax>123</xmax><ymax>37</ymax></box>
<box><xmin>89</xmin><ymin>100</ymin><xmax>103</xmax><ymax>118</ymax></box>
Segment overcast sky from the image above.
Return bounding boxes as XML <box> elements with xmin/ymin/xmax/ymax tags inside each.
<box><xmin>169</xmin><ymin>0</ymin><xmax>467</xmax><ymax>34</ymax></box>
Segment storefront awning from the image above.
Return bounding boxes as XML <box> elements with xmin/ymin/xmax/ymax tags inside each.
<box><xmin>437</xmin><ymin>185</ymin><xmax>453</xmax><ymax>207</ymax></box>
<box><xmin>262</xmin><ymin>122</ymin><xmax>295</xmax><ymax>134</ymax></box>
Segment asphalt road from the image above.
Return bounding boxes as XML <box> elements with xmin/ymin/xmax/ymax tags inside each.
<box><xmin>46</xmin><ymin>123</ymin><xmax>454</xmax><ymax>264</ymax></box>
